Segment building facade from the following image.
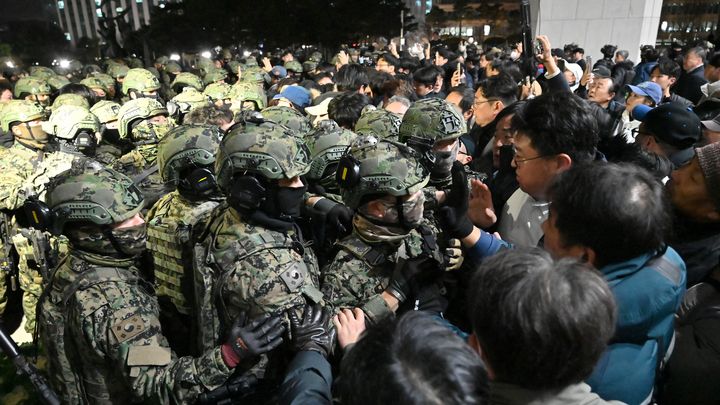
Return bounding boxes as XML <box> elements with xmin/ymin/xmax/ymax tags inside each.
<box><xmin>657</xmin><ymin>0</ymin><xmax>720</xmax><ymax>45</ymax></box>
<box><xmin>54</xmin><ymin>0</ymin><xmax>177</xmax><ymax>45</ymax></box>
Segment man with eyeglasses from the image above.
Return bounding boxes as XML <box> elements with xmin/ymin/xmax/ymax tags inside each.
<box><xmin>632</xmin><ymin>102</ymin><xmax>702</xmax><ymax>168</ymax></box>
<box><xmin>465</xmin><ymin>91</ymin><xmax>599</xmax><ymax>247</ymax></box>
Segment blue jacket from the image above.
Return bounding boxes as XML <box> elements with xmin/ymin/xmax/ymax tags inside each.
<box><xmin>587</xmin><ymin>247</ymin><xmax>686</xmax><ymax>405</ymax></box>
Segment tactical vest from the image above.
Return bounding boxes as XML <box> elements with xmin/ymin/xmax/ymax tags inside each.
<box><xmin>193</xmin><ymin>207</ymin><xmax>323</xmax><ymax>354</ymax></box>
<box><xmin>38</xmin><ymin>255</ymin><xmax>145</xmax><ymax>404</ymax></box>
<box><xmin>147</xmin><ymin>198</ymin><xmax>219</xmax><ymax>315</ymax></box>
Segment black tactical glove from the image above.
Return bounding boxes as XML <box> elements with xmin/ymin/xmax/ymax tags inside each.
<box><xmin>385</xmin><ymin>256</ymin><xmax>436</xmax><ymax>303</ymax></box>
<box><xmin>227</xmin><ymin>312</ymin><xmax>285</xmax><ymax>360</ymax></box>
<box><xmin>287</xmin><ymin>304</ymin><xmax>336</xmax><ymax>358</ymax></box>
<box><xmin>313</xmin><ymin>197</ymin><xmax>353</xmax><ymax>241</ymax></box>
<box><xmin>439</xmin><ymin>161</ymin><xmax>474</xmax><ymax>239</ymax></box>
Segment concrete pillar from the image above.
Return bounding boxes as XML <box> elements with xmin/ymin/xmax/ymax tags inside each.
<box><xmin>533</xmin><ymin>0</ymin><xmax>664</xmax><ymax>63</ymax></box>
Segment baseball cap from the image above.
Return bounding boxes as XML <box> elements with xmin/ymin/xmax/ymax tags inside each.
<box><xmin>634</xmin><ymin>102</ymin><xmax>701</xmax><ymax>149</ymax></box>
<box><xmin>701</xmin><ymin>112</ymin><xmax>720</xmax><ymax>132</ymax></box>
<box><xmin>626</xmin><ymin>81</ymin><xmax>662</xmax><ymax>105</ymax></box>
<box><xmin>591</xmin><ymin>65</ymin><xmax>611</xmax><ymax>78</ymax></box>
<box><xmin>273</xmin><ymin>85</ymin><xmax>311</xmax><ymax>109</ymax></box>
<box><xmin>271</xmin><ymin>66</ymin><xmax>287</xmax><ymax>78</ymax></box>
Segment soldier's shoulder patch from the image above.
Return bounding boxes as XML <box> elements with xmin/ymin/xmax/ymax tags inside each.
<box><xmin>111</xmin><ymin>314</ymin><xmax>146</xmax><ymax>343</ymax></box>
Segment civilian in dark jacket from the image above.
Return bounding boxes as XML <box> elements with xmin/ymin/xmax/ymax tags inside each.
<box><xmin>667</xmin><ymin>141</ymin><xmax>720</xmax><ymax>287</ymax></box>
<box><xmin>650</xmin><ymin>57</ymin><xmax>694</xmax><ymax>108</ymax></box>
<box><xmin>674</xmin><ymin>46</ymin><xmax>709</xmax><ymax>105</ymax></box>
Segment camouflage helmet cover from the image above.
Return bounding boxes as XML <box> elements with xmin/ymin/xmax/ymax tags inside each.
<box><xmin>46</xmin><ymin>164</ymin><xmax>144</xmax><ymax>229</ymax></box>
<box><xmin>171</xmin><ymin>72</ymin><xmax>204</xmax><ymax>92</ymax></box>
<box><xmin>29</xmin><ymin>66</ymin><xmax>56</xmax><ymax>79</ymax></box>
<box><xmin>284</xmin><ymin>60</ymin><xmax>303</xmax><ymax>73</ymax></box>
<box><xmin>106</xmin><ymin>63</ymin><xmax>129</xmax><ymax>79</ymax></box>
<box><xmin>46</xmin><ymin>105</ymin><xmax>100</xmax><ymax>140</ymax></box>
<box><xmin>203</xmin><ymin>82</ymin><xmax>232</xmax><ymax>101</ymax></box>
<box><xmin>231</xmin><ymin>82</ymin><xmax>267</xmax><ymax>110</ymax></box>
<box><xmin>51</xmin><ymin>93</ymin><xmax>90</xmax><ymax>110</ymax></box>
<box><xmin>46</xmin><ymin>75</ymin><xmax>71</xmax><ymax>91</ymax></box>
<box><xmin>80</xmin><ymin>77</ymin><xmax>109</xmax><ymax>92</ymax></box>
<box><xmin>14</xmin><ymin>77</ymin><xmax>51</xmax><ymax>98</ymax></box>
<box><xmin>304</xmin><ymin>120</ymin><xmax>357</xmax><ymax>182</ymax></box>
<box><xmin>121</xmin><ymin>68</ymin><xmax>161</xmax><ymax>95</ymax></box>
<box><xmin>90</xmin><ymin>100</ymin><xmax>121</xmax><ymax>124</ymax></box>
<box><xmin>260</xmin><ymin>106</ymin><xmax>311</xmax><ymax>136</ymax></box>
<box><xmin>398</xmin><ymin>98</ymin><xmax>466</xmax><ymax>145</ymax></box>
<box><xmin>117</xmin><ymin>97</ymin><xmax>168</xmax><ymax>139</ymax></box>
<box><xmin>157</xmin><ymin>124</ymin><xmax>222</xmax><ymax>183</ymax></box>
<box><xmin>0</xmin><ymin>100</ymin><xmax>46</xmax><ymax>132</ymax></box>
<box><xmin>170</xmin><ymin>88</ymin><xmax>211</xmax><ymax>114</ymax></box>
<box><xmin>339</xmin><ymin>136</ymin><xmax>430</xmax><ymax>209</ymax></box>
<box><xmin>215</xmin><ymin>119</ymin><xmax>311</xmax><ymax>191</ymax></box>
<box><xmin>203</xmin><ymin>67</ymin><xmax>228</xmax><ymax>84</ymax></box>
<box><xmin>355</xmin><ymin>109</ymin><xmax>402</xmax><ymax>141</ymax></box>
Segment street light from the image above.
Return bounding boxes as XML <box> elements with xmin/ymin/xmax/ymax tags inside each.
<box><xmin>201</xmin><ymin>51</ymin><xmax>212</xmax><ymax>59</ymax></box>
<box><xmin>170</xmin><ymin>53</ymin><xmax>181</xmax><ymax>61</ymax></box>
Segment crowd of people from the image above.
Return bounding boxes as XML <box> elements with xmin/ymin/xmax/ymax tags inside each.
<box><xmin>0</xmin><ymin>31</ymin><xmax>718</xmax><ymax>404</ymax></box>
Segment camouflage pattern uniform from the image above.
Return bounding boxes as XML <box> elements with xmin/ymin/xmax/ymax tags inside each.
<box><xmin>0</xmin><ymin>100</ymin><xmax>80</xmax><ymax>333</ymax></box>
<box><xmin>230</xmin><ymin>81</ymin><xmax>267</xmax><ymax>112</ymax></box>
<box><xmin>146</xmin><ymin>124</ymin><xmax>223</xmax><ymax>356</ymax></box>
<box><xmin>321</xmin><ymin>137</ymin><xmax>444</xmax><ymax>323</ymax></box>
<box><xmin>113</xmin><ymin>98</ymin><xmax>175</xmax><ymax>209</ymax></box>
<box><xmin>90</xmin><ymin>100</ymin><xmax>125</xmax><ymax>166</ymax></box>
<box><xmin>304</xmin><ymin>119</ymin><xmax>357</xmax><ymax>201</ymax></box>
<box><xmin>194</xmin><ymin>119</ymin><xmax>323</xmax><ymax>354</ymax></box>
<box><xmin>37</xmin><ymin>165</ymin><xmax>233</xmax><ymax>404</ymax></box>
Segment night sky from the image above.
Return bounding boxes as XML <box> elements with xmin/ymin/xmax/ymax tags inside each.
<box><xmin>0</xmin><ymin>0</ymin><xmax>55</xmax><ymax>23</ymax></box>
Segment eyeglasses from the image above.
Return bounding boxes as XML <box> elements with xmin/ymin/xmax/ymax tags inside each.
<box><xmin>512</xmin><ymin>154</ymin><xmax>548</xmax><ymax>166</ymax></box>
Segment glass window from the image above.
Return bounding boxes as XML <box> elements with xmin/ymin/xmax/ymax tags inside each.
<box><xmin>58</xmin><ymin>1</ymin><xmax>64</xmax><ymax>9</ymax></box>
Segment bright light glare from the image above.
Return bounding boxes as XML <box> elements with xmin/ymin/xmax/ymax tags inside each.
<box><xmin>5</xmin><ymin>61</ymin><xmax>14</xmax><ymax>68</ymax></box>
<box><xmin>59</xmin><ymin>59</ymin><xmax>70</xmax><ymax>68</ymax></box>
<box><xmin>243</xmin><ymin>51</ymin><xmax>251</xmax><ymax>58</ymax></box>
<box><xmin>201</xmin><ymin>51</ymin><xmax>212</xmax><ymax>59</ymax></box>
<box><xmin>170</xmin><ymin>53</ymin><xmax>180</xmax><ymax>61</ymax></box>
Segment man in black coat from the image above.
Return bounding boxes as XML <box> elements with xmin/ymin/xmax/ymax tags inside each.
<box><xmin>674</xmin><ymin>46</ymin><xmax>709</xmax><ymax>105</ymax></box>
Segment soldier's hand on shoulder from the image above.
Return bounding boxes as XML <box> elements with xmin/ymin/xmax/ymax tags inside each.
<box><xmin>223</xmin><ymin>312</ymin><xmax>285</xmax><ymax>367</ymax></box>
<box><xmin>287</xmin><ymin>304</ymin><xmax>335</xmax><ymax>358</ymax></box>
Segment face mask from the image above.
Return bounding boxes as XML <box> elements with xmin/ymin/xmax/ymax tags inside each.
<box><xmin>102</xmin><ymin>128</ymin><xmax>121</xmax><ymax>143</ymax></box>
<box><xmin>265</xmin><ymin>185</ymin><xmax>307</xmax><ymax>220</ymax></box>
<box><xmin>432</xmin><ymin>141</ymin><xmax>459</xmax><ymax>179</ymax></box>
<box><xmin>110</xmin><ymin>223</ymin><xmax>147</xmax><ymax>257</ymax></box>
<box><xmin>132</xmin><ymin>120</ymin><xmax>174</xmax><ymax>144</ymax></box>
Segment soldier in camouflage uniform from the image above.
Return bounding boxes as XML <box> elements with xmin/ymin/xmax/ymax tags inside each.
<box><xmin>261</xmin><ymin>105</ymin><xmax>312</xmax><ymax>137</ymax></box>
<box><xmin>122</xmin><ymin>68</ymin><xmax>163</xmax><ymax>103</ymax></box>
<box><xmin>80</xmin><ymin>76</ymin><xmax>110</xmax><ymax>100</ymax></box>
<box><xmin>354</xmin><ymin>108</ymin><xmax>402</xmax><ymax>142</ymax></box>
<box><xmin>0</xmin><ymin>100</ymin><xmax>81</xmax><ymax>334</ymax></box>
<box><xmin>13</xmin><ymin>77</ymin><xmax>51</xmax><ymax>108</ymax></box>
<box><xmin>34</xmin><ymin>162</ymin><xmax>284</xmax><ymax>404</ymax></box>
<box><xmin>399</xmin><ymin>97</ymin><xmax>488</xmax><ymax>325</ymax></box>
<box><xmin>45</xmin><ymin>104</ymin><xmax>101</xmax><ymax>157</ymax></box>
<box><xmin>169</xmin><ymin>72</ymin><xmax>204</xmax><ymax>101</ymax></box>
<box><xmin>146</xmin><ymin>124</ymin><xmax>224</xmax><ymax>356</ymax></box>
<box><xmin>230</xmin><ymin>81</ymin><xmax>266</xmax><ymax>112</ymax></box>
<box><xmin>321</xmin><ymin>136</ymin><xmax>449</xmax><ymax>323</ymax></box>
<box><xmin>51</xmin><ymin>93</ymin><xmax>90</xmax><ymax>111</ymax></box>
<box><xmin>113</xmin><ymin>98</ymin><xmax>176</xmax><ymax>209</ymax></box>
<box><xmin>168</xmin><ymin>87</ymin><xmax>212</xmax><ymax>124</ymax></box>
<box><xmin>90</xmin><ymin>100</ymin><xmax>128</xmax><ymax>166</ymax></box>
<box><xmin>203</xmin><ymin>82</ymin><xmax>233</xmax><ymax>109</ymax></box>
<box><xmin>194</xmin><ymin>116</ymin><xmax>323</xmax><ymax>367</ymax></box>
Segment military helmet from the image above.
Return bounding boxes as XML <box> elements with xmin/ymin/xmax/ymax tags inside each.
<box><xmin>14</xmin><ymin>77</ymin><xmax>51</xmax><ymax>98</ymax></box>
<box><xmin>203</xmin><ymin>67</ymin><xmax>228</xmax><ymax>84</ymax></box>
<box><xmin>227</xmin><ymin>60</ymin><xmax>242</xmax><ymax>74</ymax></box>
<box><xmin>309</xmin><ymin>51</ymin><xmax>323</xmax><ymax>63</ymax></box>
<box><xmin>92</xmin><ymin>73</ymin><xmax>116</xmax><ymax>91</ymax></box>
<box><xmin>45</xmin><ymin>165</ymin><xmax>144</xmax><ymax>230</ymax></box>
<box><xmin>239</xmin><ymin>66</ymin><xmax>266</xmax><ymax>84</ymax></box>
<box><xmin>82</xmin><ymin>64</ymin><xmax>103</xmax><ymax>76</ymax></box>
<box><xmin>157</xmin><ymin>124</ymin><xmax>222</xmax><ymax>184</ymax></box>
<box><xmin>90</xmin><ymin>100</ymin><xmax>121</xmax><ymax>124</ymax></box>
<box><xmin>304</xmin><ymin>120</ymin><xmax>357</xmax><ymax>188</ymax></box>
<box><xmin>399</xmin><ymin>98</ymin><xmax>466</xmax><ymax>146</ymax></box>
<box><xmin>165</xmin><ymin>61</ymin><xmax>182</xmax><ymax>74</ymax></box>
<box><xmin>29</xmin><ymin>66</ymin><xmax>56</xmax><ymax>79</ymax></box>
<box><xmin>126</xmin><ymin>57</ymin><xmax>144</xmax><ymax>69</ymax></box>
<box><xmin>45</xmin><ymin>105</ymin><xmax>99</xmax><ymax>140</ymax></box>
<box><xmin>155</xmin><ymin>56</ymin><xmax>170</xmax><ymax>66</ymax></box>
<box><xmin>0</xmin><ymin>100</ymin><xmax>46</xmax><ymax>132</ymax></box>
<box><xmin>106</xmin><ymin>63</ymin><xmax>129</xmax><ymax>79</ymax></box>
<box><xmin>355</xmin><ymin>109</ymin><xmax>403</xmax><ymax>141</ymax></box>
<box><xmin>46</xmin><ymin>75</ymin><xmax>71</xmax><ymax>91</ymax></box>
<box><xmin>169</xmin><ymin>88</ymin><xmax>211</xmax><ymax>115</ymax></box>
<box><xmin>260</xmin><ymin>106</ymin><xmax>311</xmax><ymax>136</ymax></box>
<box><xmin>121</xmin><ymin>68</ymin><xmax>161</xmax><ymax>95</ymax></box>
<box><xmin>303</xmin><ymin>61</ymin><xmax>318</xmax><ymax>73</ymax></box>
<box><xmin>171</xmin><ymin>72</ymin><xmax>204</xmax><ymax>92</ymax></box>
<box><xmin>80</xmin><ymin>77</ymin><xmax>109</xmax><ymax>93</ymax></box>
<box><xmin>117</xmin><ymin>98</ymin><xmax>168</xmax><ymax>139</ymax></box>
<box><xmin>203</xmin><ymin>82</ymin><xmax>232</xmax><ymax>102</ymax></box>
<box><xmin>244</xmin><ymin>57</ymin><xmax>259</xmax><ymax>68</ymax></box>
<box><xmin>337</xmin><ymin>136</ymin><xmax>429</xmax><ymax>209</ymax></box>
<box><xmin>230</xmin><ymin>82</ymin><xmax>267</xmax><ymax>111</ymax></box>
<box><xmin>51</xmin><ymin>93</ymin><xmax>90</xmax><ymax>110</ymax></box>
<box><xmin>195</xmin><ymin>57</ymin><xmax>214</xmax><ymax>75</ymax></box>
<box><xmin>215</xmin><ymin>119</ymin><xmax>311</xmax><ymax>191</ymax></box>
<box><xmin>284</xmin><ymin>60</ymin><xmax>303</xmax><ymax>73</ymax></box>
